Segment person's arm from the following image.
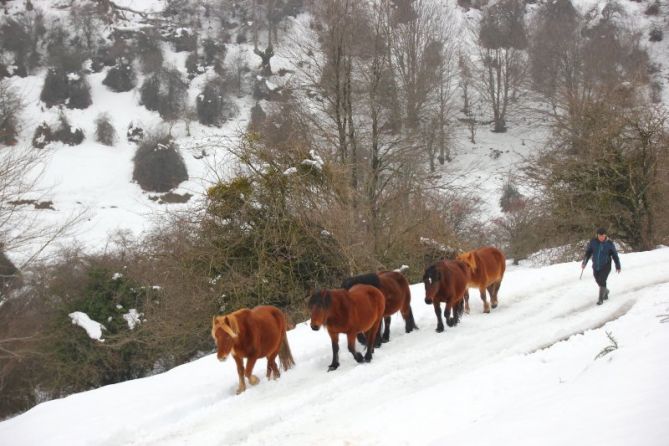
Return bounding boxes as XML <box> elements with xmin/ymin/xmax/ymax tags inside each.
<box><xmin>611</xmin><ymin>242</ymin><xmax>621</xmax><ymax>272</ymax></box>
<box><xmin>582</xmin><ymin>240</ymin><xmax>593</xmax><ymax>268</ymax></box>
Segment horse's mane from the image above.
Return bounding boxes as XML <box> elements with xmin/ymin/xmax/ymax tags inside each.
<box><xmin>308</xmin><ymin>289</ymin><xmax>332</xmax><ymax>308</ymax></box>
<box><xmin>341</xmin><ymin>273</ymin><xmax>381</xmax><ymax>290</ymax></box>
<box><xmin>457</xmin><ymin>252</ymin><xmax>477</xmax><ymax>272</ymax></box>
<box><xmin>423</xmin><ymin>264</ymin><xmax>438</xmax><ymax>283</ymax></box>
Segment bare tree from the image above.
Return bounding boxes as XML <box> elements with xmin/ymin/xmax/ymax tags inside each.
<box><xmin>528</xmin><ymin>0</ymin><xmax>650</xmax><ymax>153</ymax></box>
<box><xmin>474</xmin><ymin>0</ymin><xmax>527</xmax><ymax>133</ymax></box>
<box><xmin>390</xmin><ymin>0</ymin><xmax>446</xmax><ymax>131</ymax></box>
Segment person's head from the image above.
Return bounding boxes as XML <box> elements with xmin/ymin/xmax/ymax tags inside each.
<box><xmin>596</xmin><ymin>227</ymin><xmax>607</xmax><ymax>241</ymax></box>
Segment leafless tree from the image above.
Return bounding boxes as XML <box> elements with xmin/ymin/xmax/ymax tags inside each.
<box><xmin>473</xmin><ymin>0</ymin><xmax>527</xmax><ymax>133</ymax></box>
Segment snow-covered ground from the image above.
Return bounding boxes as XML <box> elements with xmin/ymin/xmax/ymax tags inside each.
<box><xmin>1</xmin><ymin>247</ymin><xmax>668</xmax><ymax>445</ymax></box>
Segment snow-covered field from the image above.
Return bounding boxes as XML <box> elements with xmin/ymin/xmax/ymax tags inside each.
<box><xmin>1</xmin><ymin>248</ymin><xmax>668</xmax><ymax>445</ymax></box>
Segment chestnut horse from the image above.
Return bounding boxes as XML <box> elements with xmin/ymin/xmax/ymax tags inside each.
<box><xmin>308</xmin><ymin>284</ymin><xmax>385</xmax><ymax>371</ymax></box>
<box><xmin>341</xmin><ymin>271</ymin><xmax>417</xmax><ymax>345</ymax></box>
<box><xmin>457</xmin><ymin>246</ymin><xmax>506</xmax><ymax>314</ymax></box>
<box><xmin>422</xmin><ymin>260</ymin><xmax>470</xmax><ymax>332</ymax></box>
<box><xmin>211</xmin><ymin>305</ymin><xmax>295</xmax><ymax>394</ymax></box>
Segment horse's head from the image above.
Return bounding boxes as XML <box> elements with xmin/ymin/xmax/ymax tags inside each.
<box><xmin>211</xmin><ymin>315</ymin><xmax>239</xmax><ymax>362</ymax></box>
<box><xmin>308</xmin><ymin>289</ymin><xmax>332</xmax><ymax>331</ymax></box>
<box><xmin>457</xmin><ymin>251</ymin><xmax>477</xmax><ymax>273</ymax></box>
<box><xmin>423</xmin><ymin>264</ymin><xmax>441</xmax><ymax>304</ymax></box>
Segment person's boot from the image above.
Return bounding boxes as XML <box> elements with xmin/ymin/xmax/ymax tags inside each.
<box><xmin>597</xmin><ymin>287</ymin><xmax>606</xmax><ymax>305</ymax></box>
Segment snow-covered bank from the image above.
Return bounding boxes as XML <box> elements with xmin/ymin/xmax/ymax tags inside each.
<box><xmin>1</xmin><ymin>248</ymin><xmax>668</xmax><ymax>445</ymax></box>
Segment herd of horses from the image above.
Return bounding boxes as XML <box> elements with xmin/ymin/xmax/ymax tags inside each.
<box><xmin>211</xmin><ymin>246</ymin><xmax>506</xmax><ymax>394</ymax></box>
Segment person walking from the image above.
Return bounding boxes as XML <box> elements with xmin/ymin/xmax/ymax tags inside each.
<box><xmin>581</xmin><ymin>227</ymin><xmax>621</xmax><ymax>305</ymax></box>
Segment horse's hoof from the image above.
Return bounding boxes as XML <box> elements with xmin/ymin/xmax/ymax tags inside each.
<box><xmin>364</xmin><ymin>355</ymin><xmax>373</xmax><ymax>363</ymax></box>
<box><xmin>354</xmin><ymin>352</ymin><xmax>364</xmax><ymax>363</ymax></box>
<box><xmin>236</xmin><ymin>386</ymin><xmax>246</xmax><ymax>395</ymax></box>
<box><xmin>436</xmin><ymin>326</ymin><xmax>444</xmax><ymax>333</ymax></box>
<box><xmin>491</xmin><ymin>303</ymin><xmax>498</xmax><ymax>309</ymax></box>
<box><xmin>327</xmin><ymin>363</ymin><xmax>339</xmax><ymax>371</ymax></box>
<box><xmin>248</xmin><ymin>375</ymin><xmax>260</xmax><ymax>385</ymax></box>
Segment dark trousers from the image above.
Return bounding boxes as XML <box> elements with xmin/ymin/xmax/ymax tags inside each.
<box><xmin>593</xmin><ymin>266</ymin><xmax>611</xmax><ymax>288</ymax></box>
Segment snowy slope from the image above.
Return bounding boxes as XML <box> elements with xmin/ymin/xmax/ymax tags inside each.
<box><xmin>1</xmin><ymin>248</ymin><xmax>668</xmax><ymax>445</ymax></box>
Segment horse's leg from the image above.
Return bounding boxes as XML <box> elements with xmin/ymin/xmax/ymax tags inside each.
<box><xmin>328</xmin><ymin>331</ymin><xmax>340</xmax><ymax>371</ymax></box>
<box><xmin>380</xmin><ymin>316</ymin><xmax>390</xmax><ymax>344</ymax></box>
<box><xmin>266</xmin><ymin>354</ymin><xmax>280</xmax><ymax>380</ymax></box>
<box><xmin>244</xmin><ymin>356</ymin><xmax>260</xmax><ymax>386</ymax></box>
<box><xmin>365</xmin><ymin>319</ymin><xmax>382</xmax><ymax>362</ymax></box>
<box><xmin>347</xmin><ymin>332</ymin><xmax>364</xmax><ymax>363</ymax></box>
<box><xmin>480</xmin><ymin>286</ymin><xmax>491</xmax><ymax>313</ymax></box>
<box><xmin>356</xmin><ymin>332</ymin><xmax>367</xmax><ymax>346</ymax></box>
<box><xmin>445</xmin><ymin>301</ymin><xmax>456</xmax><ymax>327</ymax></box>
<box><xmin>464</xmin><ymin>290</ymin><xmax>470</xmax><ymax>314</ymax></box>
<box><xmin>491</xmin><ymin>281</ymin><xmax>501</xmax><ymax>309</ymax></box>
<box><xmin>233</xmin><ymin>354</ymin><xmax>246</xmax><ymax>394</ymax></box>
<box><xmin>433</xmin><ymin>301</ymin><xmax>444</xmax><ymax>332</ymax></box>
<box><xmin>452</xmin><ymin>299</ymin><xmax>464</xmax><ymax>326</ymax></box>
<box><xmin>403</xmin><ymin>302</ymin><xmax>418</xmax><ymax>333</ymax></box>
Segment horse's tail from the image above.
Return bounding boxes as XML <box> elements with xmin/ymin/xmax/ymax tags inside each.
<box><xmin>278</xmin><ymin>330</ymin><xmax>295</xmax><ymax>371</ymax></box>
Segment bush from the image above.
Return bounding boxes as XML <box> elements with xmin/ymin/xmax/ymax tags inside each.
<box><xmin>196</xmin><ymin>78</ymin><xmax>226</xmax><ymax>126</ymax></box>
<box><xmin>139</xmin><ymin>74</ymin><xmax>161</xmax><ymax>111</ymax></box>
<box><xmin>136</xmin><ymin>29</ymin><xmax>164</xmax><ymax>74</ymax></box>
<box><xmin>40</xmin><ymin>68</ymin><xmax>91</xmax><ymax>109</ymax></box>
<box><xmin>649</xmin><ymin>28</ymin><xmax>663</xmax><ymax>42</ymax></box>
<box><xmin>248</xmin><ymin>102</ymin><xmax>267</xmax><ymax>132</ymax></box>
<box><xmin>53</xmin><ymin>113</ymin><xmax>84</xmax><ymax>145</ymax></box>
<box><xmin>95</xmin><ymin>114</ymin><xmax>117</xmax><ymax>146</ymax></box>
<box><xmin>185</xmin><ymin>51</ymin><xmax>204</xmax><ymax>79</ymax></box>
<box><xmin>140</xmin><ymin>69</ymin><xmax>188</xmax><ymax>121</ymax></box>
<box><xmin>133</xmin><ymin>135</ymin><xmax>188</xmax><ymax>192</ymax></box>
<box><xmin>65</xmin><ymin>74</ymin><xmax>92</xmax><ymax>109</ymax></box>
<box><xmin>0</xmin><ymin>251</ymin><xmax>21</xmax><ymax>292</ymax></box>
<box><xmin>40</xmin><ymin>68</ymin><xmax>68</xmax><ymax>108</ymax></box>
<box><xmin>500</xmin><ymin>181</ymin><xmax>524</xmax><ymax>213</ymax></box>
<box><xmin>32</xmin><ymin>122</ymin><xmax>53</xmax><ymax>149</ymax></box>
<box><xmin>645</xmin><ymin>1</ymin><xmax>660</xmax><ymax>15</ymax></box>
<box><xmin>127</xmin><ymin>121</ymin><xmax>144</xmax><ymax>143</ymax></box>
<box><xmin>169</xmin><ymin>28</ymin><xmax>197</xmax><ymax>52</ymax></box>
<box><xmin>0</xmin><ymin>80</ymin><xmax>22</xmax><ymax>146</ymax></box>
<box><xmin>102</xmin><ymin>60</ymin><xmax>136</xmax><ymax>92</ymax></box>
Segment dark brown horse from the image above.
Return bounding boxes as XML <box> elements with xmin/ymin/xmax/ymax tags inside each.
<box><xmin>457</xmin><ymin>246</ymin><xmax>506</xmax><ymax>314</ymax></box>
<box><xmin>341</xmin><ymin>271</ymin><xmax>417</xmax><ymax>345</ymax></box>
<box><xmin>422</xmin><ymin>260</ymin><xmax>470</xmax><ymax>332</ymax></box>
<box><xmin>308</xmin><ymin>284</ymin><xmax>385</xmax><ymax>371</ymax></box>
<box><xmin>211</xmin><ymin>305</ymin><xmax>295</xmax><ymax>394</ymax></box>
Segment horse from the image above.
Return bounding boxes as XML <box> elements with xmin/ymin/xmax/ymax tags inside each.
<box><xmin>456</xmin><ymin>246</ymin><xmax>506</xmax><ymax>314</ymax></box>
<box><xmin>211</xmin><ymin>305</ymin><xmax>295</xmax><ymax>394</ymax></box>
<box><xmin>341</xmin><ymin>271</ymin><xmax>417</xmax><ymax>345</ymax></box>
<box><xmin>422</xmin><ymin>260</ymin><xmax>470</xmax><ymax>332</ymax></box>
<box><xmin>308</xmin><ymin>284</ymin><xmax>385</xmax><ymax>371</ymax></box>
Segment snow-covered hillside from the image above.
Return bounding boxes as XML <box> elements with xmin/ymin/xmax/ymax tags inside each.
<box><xmin>1</xmin><ymin>248</ymin><xmax>668</xmax><ymax>445</ymax></box>
<box><xmin>3</xmin><ymin>0</ymin><xmax>668</xmax><ymax>266</ymax></box>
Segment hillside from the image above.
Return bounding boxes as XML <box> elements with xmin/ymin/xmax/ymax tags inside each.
<box><xmin>1</xmin><ymin>248</ymin><xmax>668</xmax><ymax>445</ymax></box>
<box><xmin>1</xmin><ymin>0</ymin><xmax>663</xmax><ymax>264</ymax></box>
<box><xmin>1</xmin><ymin>0</ymin><xmax>669</xmax><ymax>425</ymax></box>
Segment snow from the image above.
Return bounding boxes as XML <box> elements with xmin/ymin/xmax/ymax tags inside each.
<box><xmin>68</xmin><ymin>311</ymin><xmax>105</xmax><ymax>341</ymax></box>
<box><xmin>123</xmin><ymin>309</ymin><xmax>143</xmax><ymax>330</ymax></box>
<box><xmin>2</xmin><ymin>248</ymin><xmax>668</xmax><ymax>445</ymax></box>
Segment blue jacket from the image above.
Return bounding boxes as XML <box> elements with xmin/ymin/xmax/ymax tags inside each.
<box><xmin>583</xmin><ymin>238</ymin><xmax>621</xmax><ymax>272</ymax></box>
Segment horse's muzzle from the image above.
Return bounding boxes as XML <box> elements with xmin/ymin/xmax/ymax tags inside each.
<box><xmin>310</xmin><ymin>324</ymin><xmax>320</xmax><ymax>331</ymax></box>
